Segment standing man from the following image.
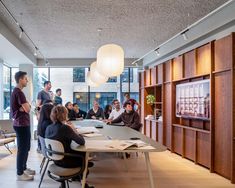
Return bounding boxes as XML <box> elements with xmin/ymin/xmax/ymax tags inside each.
<box><xmin>37</xmin><ymin>81</ymin><xmax>52</xmax><ymax>107</ymax></box>
<box><xmin>54</xmin><ymin>88</ymin><xmax>62</xmax><ymax>106</ymax></box>
<box><xmin>123</xmin><ymin>92</ymin><xmax>140</xmax><ymax>112</ymax></box>
<box><xmin>11</xmin><ymin>71</ymin><xmax>35</xmax><ymax>181</ymax></box>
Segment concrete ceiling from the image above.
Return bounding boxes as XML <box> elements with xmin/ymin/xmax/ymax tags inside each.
<box><xmin>0</xmin><ymin>0</ymin><xmax>229</xmax><ymax>60</ymax></box>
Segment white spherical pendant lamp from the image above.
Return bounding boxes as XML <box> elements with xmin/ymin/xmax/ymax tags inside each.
<box><xmin>87</xmin><ymin>71</ymin><xmax>100</xmax><ymax>87</ymax></box>
<box><xmin>90</xmin><ymin>61</ymin><xmax>108</xmax><ymax>84</ymax></box>
<box><xmin>97</xmin><ymin>44</ymin><xmax>124</xmax><ymax>77</ymax></box>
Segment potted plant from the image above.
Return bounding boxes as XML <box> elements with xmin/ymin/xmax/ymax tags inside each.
<box><xmin>146</xmin><ymin>94</ymin><xmax>157</xmax><ymax>119</ymax></box>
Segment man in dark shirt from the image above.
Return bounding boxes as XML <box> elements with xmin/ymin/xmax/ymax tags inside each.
<box><xmin>107</xmin><ymin>101</ymin><xmax>142</xmax><ymax>131</ymax></box>
<box><xmin>123</xmin><ymin>92</ymin><xmax>140</xmax><ymax>112</ymax></box>
<box><xmin>10</xmin><ymin>71</ymin><xmax>35</xmax><ymax>181</ymax></box>
<box><xmin>37</xmin><ymin>81</ymin><xmax>52</xmax><ymax>107</ymax></box>
<box><xmin>54</xmin><ymin>88</ymin><xmax>62</xmax><ymax>106</ymax></box>
<box><xmin>73</xmin><ymin>103</ymin><xmax>87</xmax><ymax>119</ymax></box>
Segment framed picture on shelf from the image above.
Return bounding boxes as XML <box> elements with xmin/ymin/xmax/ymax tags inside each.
<box><xmin>176</xmin><ymin>79</ymin><xmax>210</xmax><ymax>120</ymax></box>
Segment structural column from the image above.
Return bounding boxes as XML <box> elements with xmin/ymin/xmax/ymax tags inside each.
<box><xmin>19</xmin><ymin>64</ymin><xmax>34</xmax><ymax>137</ymax></box>
<box><xmin>0</xmin><ymin>59</ymin><xmax>4</xmax><ymax>119</ymax></box>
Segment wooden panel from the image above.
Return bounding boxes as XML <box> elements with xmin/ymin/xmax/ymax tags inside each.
<box><xmin>145</xmin><ymin>120</ymin><xmax>151</xmax><ymax>138</ymax></box>
<box><xmin>151</xmin><ymin>67</ymin><xmax>157</xmax><ymax>86</ymax></box>
<box><xmin>197</xmin><ymin>132</ymin><xmax>210</xmax><ymax>168</ymax></box>
<box><xmin>173</xmin><ymin>126</ymin><xmax>182</xmax><ymax>155</ymax></box>
<box><xmin>164</xmin><ymin>60</ymin><xmax>172</xmax><ymax>82</ymax></box>
<box><xmin>158</xmin><ymin>64</ymin><xmax>163</xmax><ymax>84</ymax></box>
<box><xmin>184</xmin><ymin>50</ymin><xmax>196</xmax><ymax>78</ymax></box>
<box><xmin>140</xmin><ymin>89</ymin><xmax>145</xmax><ymax>126</ymax></box>
<box><xmin>173</xmin><ymin>56</ymin><xmax>183</xmax><ymax>80</ymax></box>
<box><xmin>191</xmin><ymin>120</ymin><xmax>204</xmax><ymax>130</ymax></box>
<box><xmin>184</xmin><ymin>129</ymin><xmax>195</xmax><ymax>161</ymax></box>
<box><xmin>214</xmin><ymin>34</ymin><xmax>233</xmax><ymax>72</ymax></box>
<box><xmin>140</xmin><ymin>72</ymin><xmax>145</xmax><ymax>88</ymax></box>
<box><xmin>158</xmin><ymin>122</ymin><xmax>163</xmax><ymax>144</ymax></box>
<box><xmin>151</xmin><ymin>121</ymin><xmax>157</xmax><ymax>141</ymax></box>
<box><xmin>163</xmin><ymin>83</ymin><xmax>172</xmax><ymax>148</ymax></box>
<box><xmin>197</xmin><ymin>43</ymin><xmax>211</xmax><ymax>75</ymax></box>
<box><xmin>145</xmin><ymin>69</ymin><xmax>151</xmax><ymax>86</ymax></box>
<box><xmin>214</xmin><ymin>71</ymin><xmax>232</xmax><ymax>179</ymax></box>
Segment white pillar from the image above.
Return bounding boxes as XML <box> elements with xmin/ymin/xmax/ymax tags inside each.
<box><xmin>19</xmin><ymin>64</ymin><xmax>34</xmax><ymax>137</ymax></box>
<box><xmin>0</xmin><ymin>59</ymin><xmax>4</xmax><ymax>119</ymax></box>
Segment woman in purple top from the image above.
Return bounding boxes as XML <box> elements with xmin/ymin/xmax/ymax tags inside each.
<box><xmin>10</xmin><ymin>71</ymin><xmax>35</xmax><ymax>181</ymax></box>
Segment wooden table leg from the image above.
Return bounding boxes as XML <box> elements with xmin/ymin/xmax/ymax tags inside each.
<box><xmin>144</xmin><ymin>152</ymin><xmax>155</xmax><ymax>188</ymax></box>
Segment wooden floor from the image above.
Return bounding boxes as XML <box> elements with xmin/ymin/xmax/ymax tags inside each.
<box><xmin>0</xmin><ymin>141</ymin><xmax>235</xmax><ymax>188</ymax></box>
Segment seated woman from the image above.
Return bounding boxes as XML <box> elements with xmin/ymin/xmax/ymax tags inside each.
<box><xmin>37</xmin><ymin>103</ymin><xmax>54</xmax><ymax>138</ymax></box>
<box><xmin>45</xmin><ymin>106</ymin><xmax>94</xmax><ymax>188</ymax></box>
<box><xmin>65</xmin><ymin>102</ymin><xmax>77</xmax><ymax>121</ymax></box>
<box><xmin>73</xmin><ymin>103</ymin><xmax>87</xmax><ymax>119</ymax></box>
<box><xmin>86</xmin><ymin>100</ymin><xmax>104</xmax><ymax>120</ymax></box>
<box><xmin>107</xmin><ymin>101</ymin><xmax>142</xmax><ymax>131</ymax></box>
<box><xmin>104</xmin><ymin>104</ymin><xmax>112</xmax><ymax>119</ymax></box>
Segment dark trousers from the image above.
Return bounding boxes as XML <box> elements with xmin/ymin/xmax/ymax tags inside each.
<box><xmin>14</xmin><ymin>126</ymin><xmax>31</xmax><ymax>175</ymax></box>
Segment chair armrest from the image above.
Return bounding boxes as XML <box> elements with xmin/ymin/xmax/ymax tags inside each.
<box><xmin>46</xmin><ymin>148</ymin><xmax>85</xmax><ymax>159</ymax></box>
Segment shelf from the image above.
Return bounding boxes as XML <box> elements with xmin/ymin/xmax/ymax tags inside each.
<box><xmin>172</xmin><ymin>124</ymin><xmax>210</xmax><ymax>134</ymax></box>
<box><xmin>172</xmin><ymin>73</ymin><xmax>210</xmax><ymax>83</ymax></box>
<box><xmin>178</xmin><ymin>115</ymin><xmax>210</xmax><ymax>121</ymax></box>
<box><xmin>212</xmin><ymin>68</ymin><xmax>231</xmax><ymax>74</ymax></box>
<box><xmin>144</xmin><ymin>84</ymin><xmax>162</xmax><ymax>88</ymax></box>
<box><xmin>154</xmin><ymin>102</ymin><xmax>162</xmax><ymax>105</ymax></box>
<box><xmin>145</xmin><ymin>119</ymin><xmax>163</xmax><ymax>123</ymax></box>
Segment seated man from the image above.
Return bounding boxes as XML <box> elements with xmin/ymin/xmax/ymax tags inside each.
<box><xmin>86</xmin><ymin>100</ymin><xmax>104</xmax><ymax>120</ymax></box>
<box><xmin>73</xmin><ymin>103</ymin><xmax>87</xmax><ymax>119</ymax></box>
<box><xmin>108</xmin><ymin>99</ymin><xmax>124</xmax><ymax>120</ymax></box>
<box><xmin>107</xmin><ymin>101</ymin><xmax>142</xmax><ymax>131</ymax></box>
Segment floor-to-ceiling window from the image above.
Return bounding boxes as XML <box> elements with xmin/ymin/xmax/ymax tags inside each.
<box><xmin>3</xmin><ymin>65</ymin><xmax>10</xmax><ymax>119</ymax></box>
<box><xmin>33</xmin><ymin>66</ymin><xmax>140</xmax><ymax>118</ymax></box>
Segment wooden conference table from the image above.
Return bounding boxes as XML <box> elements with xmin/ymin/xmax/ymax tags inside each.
<box><xmin>70</xmin><ymin>120</ymin><xmax>166</xmax><ymax>188</ymax></box>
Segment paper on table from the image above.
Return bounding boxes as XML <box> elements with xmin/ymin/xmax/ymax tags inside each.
<box><xmin>76</xmin><ymin>127</ymin><xmax>100</xmax><ymax>134</ymax></box>
<box><xmin>82</xmin><ymin>133</ymin><xmax>103</xmax><ymax>137</ymax></box>
<box><xmin>106</xmin><ymin>140</ymin><xmax>149</xmax><ymax>150</ymax></box>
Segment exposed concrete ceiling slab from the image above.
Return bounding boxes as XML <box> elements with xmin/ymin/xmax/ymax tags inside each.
<box><xmin>0</xmin><ymin>0</ymin><xmax>229</xmax><ymax>60</ymax></box>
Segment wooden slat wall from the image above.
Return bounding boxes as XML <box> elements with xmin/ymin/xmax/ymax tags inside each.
<box><xmin>140</xmin><ymin>33</ymin><xmax>235</xmax><ymax>182</ymax></box>
<box><xmin>184</xmin><ymin>50</ymin><xmax>196</xmax><ymax>78</ymax></box>
<box><xmin>197</xmin><ymin>43</ymin><xmax>211</xmax><ymax>75</ymax></box>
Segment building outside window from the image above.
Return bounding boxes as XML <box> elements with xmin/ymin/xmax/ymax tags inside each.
<box><xmin>3</xmin><ymin>65</ymin><xmax>10</xmax><ymax>119</ymax></box>
<box><xmin>73</xmin><ymin>68</ymin><xmax>86</xmax><ymax>82</ymax></box>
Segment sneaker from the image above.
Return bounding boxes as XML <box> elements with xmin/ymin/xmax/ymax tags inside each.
<box><xmin>17</xmin><ymin>173</ymin><xmax>34</xmax><ymax>181</ymax></box>
<box><xmin>24</xmin><ymin>168</ymin><xmax>36</xmax><ymax>175</ymax></box>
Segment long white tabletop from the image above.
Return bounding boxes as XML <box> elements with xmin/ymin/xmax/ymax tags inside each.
<box><xmin>70</xmin><ymin>120</ymin><xmax>167</xmax><ymax>188</ymax></box>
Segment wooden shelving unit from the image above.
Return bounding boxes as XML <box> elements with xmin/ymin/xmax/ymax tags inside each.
<box><xmin>139</xmin><ymin>33</ymin><xmax>235</xmax><ymax>183</ymax></box>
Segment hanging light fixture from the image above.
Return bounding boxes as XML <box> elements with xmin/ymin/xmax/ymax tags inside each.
<box><xmin>90</xmin><ymin>61</ymin><xmax>108</xmax><ymax>84</ymax></box>
<box><xmin>87</xmin><ymin>71</ymin><xmax>100</xmax><ymax>87</ymax></box>
<box><xmin>97</xmin><ymin>44</ymin><xmax>124</xmax><ymax>77</ymax></box>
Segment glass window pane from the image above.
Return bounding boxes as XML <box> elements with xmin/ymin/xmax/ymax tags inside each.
<box><xmin>130</xmin><ymin>67</ymin><xmax>139</xmax><ymax>103</ymax></box>
<box><xmin>3</xmin><ymin>65</ymin><xmax>10</xmax><ymax>119</ymax></box>
<box><xmin>33</xmin><ymin>68</ymin><xmax>49</xmax><ymax>129</ymax></box>
<box><xmin>11</xmin><ymin>68</ymin><xmax>19</xmax><ymax>92</ymax></box>
<box><xmin>73</xmin><ymin>68</ymin><xmax>86</xmax><ymax>82</ymax></box>
<box><xmin>90</xmin><ymin>92</ymin><xmax>117</xmax><ymax>109</ymax></box>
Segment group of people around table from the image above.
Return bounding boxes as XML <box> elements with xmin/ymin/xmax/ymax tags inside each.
<box><xmin>10</xmin><ymin>71</ymin><xmax>141</xmax><ymax>188</ymax></box>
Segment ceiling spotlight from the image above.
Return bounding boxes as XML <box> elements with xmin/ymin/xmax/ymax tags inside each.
<box><xmin>181</xmin><ymin>29</ymin><xmax>189</xmax><ymax>41</ymax></box>
<box><xmin>34</xmin><ymin>47</ymin><xmax>39</xmax><ymax>56</ymax></box>
<box><xmin>19</xmin><ymin>26</ymin><xmax>24</xmax><ymax>38</ymax></box>
<box><xmin>182</xmin><ymin>33</ymin><xmax>188</xmax><ymax>40</ymax></box>
<box><xmin>154</xmin><ymin>48</ymin><xmax>160</xmax><ymax>56</ymax></box>
<box><xmin>45</xmin><ymin>59</ymin><xmax>50</xmax><ymax>66</ymax></box>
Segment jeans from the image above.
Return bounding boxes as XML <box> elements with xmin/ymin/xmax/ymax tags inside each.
<box><xmin>14</xmin><ymin>126</ymin><xmax>31</xmax><ymax>175</ymax></box>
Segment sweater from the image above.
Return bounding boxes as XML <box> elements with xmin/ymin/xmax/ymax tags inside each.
<box><xmin>111</xmin><ymin>110</ymin><xmax>142</xmax><ymax>131</ymax></box>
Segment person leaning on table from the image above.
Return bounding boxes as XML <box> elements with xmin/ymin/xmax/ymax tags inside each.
<box><xmin>86</xmin><ymin>100</ymin><xmax>104</xmax><ymax>120</ymax></box>
<box><xmin>106</xmin><ymin>101</ymin><xmax>142</xmax><ymax>131</ymax></box>
<box><xmin>45</xmin><ymin>105</ymin><xmax>94</xmax><ymax>188</ymax></box>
